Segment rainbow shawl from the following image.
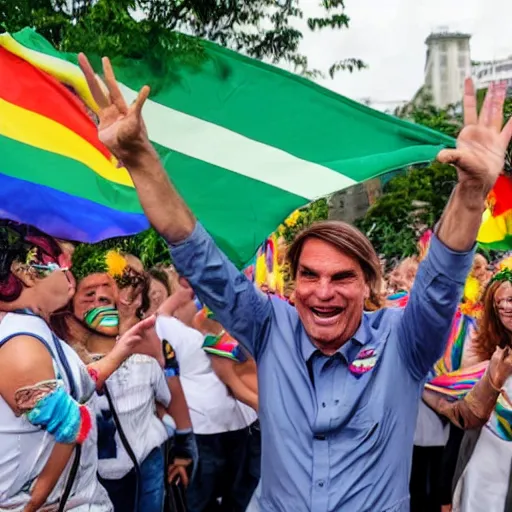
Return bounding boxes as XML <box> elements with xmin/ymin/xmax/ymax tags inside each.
<box><xmin>425</xmin><ymin>311</ymin><xmax>484</xmax><ymax>400</ymax></box>
<box><xmin>385</xmin><ymin>293</ymin><xmax>483</xmax><ymax>400</ymax></box>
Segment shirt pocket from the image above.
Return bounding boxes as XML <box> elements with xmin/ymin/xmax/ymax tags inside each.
<box><xmin>336</xmin><ymin>410</ymin><xmax>379</xmax><ymax>445</ymax></box>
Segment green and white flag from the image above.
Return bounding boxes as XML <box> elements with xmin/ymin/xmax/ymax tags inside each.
<box><xmin>0</xmin><ymin>28</ymin><xmax>454</xmax><ymax>267</ymax></box>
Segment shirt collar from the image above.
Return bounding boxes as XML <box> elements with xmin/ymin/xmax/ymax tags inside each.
<box><xmin>301</xmin><ymin>314</ymin><xmax>369</xmax><ymax>363</ymax></box>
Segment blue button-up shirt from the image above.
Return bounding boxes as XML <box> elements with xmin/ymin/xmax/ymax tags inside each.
<box><xmin>170</xmin><ymin>223</ymin><xmax>474</xmax><ymax>512</ymax></box>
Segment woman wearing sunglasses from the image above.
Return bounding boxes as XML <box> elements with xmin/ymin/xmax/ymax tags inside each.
<box><xmin>0</xmin><ymin>220</ymin><xmax>160</xmax><ymax>512</ymax></box>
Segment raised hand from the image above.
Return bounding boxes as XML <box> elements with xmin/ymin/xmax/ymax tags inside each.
<box><xmin>488</xmin><ymin>346</ymin><xmax>512</xmax><ymax>390</ymax></box>
<box><xmin>438</xmin><ymin>79</ymin><xmax>512</xmax><ymax>196</ymax></box>
<box><xmin>78</xmin><ymin>53</ymin><xmax>151</xmax><ymax>159</ymax></box>
<box><xmin>117</xmin><ymin>315</ymin><xmax>165</xmax><ymax>366</ymax></box>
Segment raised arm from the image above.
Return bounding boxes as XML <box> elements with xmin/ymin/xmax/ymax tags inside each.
<box><xmin>77</xmin><ymin>54</ymin><xmax>271</xmax><ymax>356</ymax></box>
<box><xmin>399</xmin><ymin>79</ymin><xmax>512</xmax><ymax>380</ymax></box>
<box><xmin>423</xmin><ymin>347</ymin><xmax>512</xmax><ymax>429</ymax></box>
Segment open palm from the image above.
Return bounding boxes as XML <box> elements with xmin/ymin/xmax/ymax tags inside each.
<box><xmin>438</xmin><ymin>80</ymin><xmax>512</xmax><ymax>194</ymax></box>
<box><xmin>78</xmin><ymin>53</ymin><xmax>150</xmax><ymax>158</ymax></box>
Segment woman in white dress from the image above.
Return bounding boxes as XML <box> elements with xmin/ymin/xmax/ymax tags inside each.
<box><xmin>0</xmin><ymin>220</ymin><xmax>160</xmax><ymax>512</ymax></box>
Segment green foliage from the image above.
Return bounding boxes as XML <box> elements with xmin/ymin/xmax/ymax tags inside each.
<box><xmin>278</xmin><ymin>198</ymin><xmax>329</xmax><ymax>243</ymax></box>
<box><xmin>395</xmin><ymin>91</ymin><xmax>462</xmax><ymax>138</ymax></box>
<box><xmin>357</xmin><ymin>162</ymin><xmax>457</xmax><ymax>263</ymax></box>
<box><xmin>72</xmin><ymin>227</ymin><xmax>171</xmax><ymax>279</ymax></box>
<box><xmin>0</xmin><ymin>0</ymin><xmax>365</xmax><ymax>78</ymax></box>
<box><xmin>71</xmin><ymin>241</ymin><xmax>108</xmax><ymax>280</ymax></box>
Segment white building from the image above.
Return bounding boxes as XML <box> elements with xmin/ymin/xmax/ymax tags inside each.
<box><xmin>473</xmin><ymin>57</ymin><xmax>512</xmax><ymax>93</ymax></box>
<box><xmin>424</xmin><ymin>30</ymin><xmax>472</xmax><ymax>108</ymax></box>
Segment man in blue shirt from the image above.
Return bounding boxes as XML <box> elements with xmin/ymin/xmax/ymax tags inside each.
<box><xmin>79</xmin><ymin>55</ymin><xmax>512</xmax><ymax>511</ymax></box>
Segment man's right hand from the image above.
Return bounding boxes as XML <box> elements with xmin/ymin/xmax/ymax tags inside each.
<box><xmin>78</xmin><ymin>53</ymin><xmax>152</xmax><ymax>163</ymax></box>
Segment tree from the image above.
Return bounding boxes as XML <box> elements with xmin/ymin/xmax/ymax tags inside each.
<box><xmin>357</xmin><ymin>162</ymin><xmax>457</xmax><ymax>265</ymax></box>
<box><xmin>0</xmin><ymin>0</ymin><xmax>365</xmax><ymax>78</ymax></box>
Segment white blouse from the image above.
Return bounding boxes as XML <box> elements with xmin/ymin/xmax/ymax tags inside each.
<box><xmin>96</xmin><ymin>354</ymin><xmax>171</xmax><ymax>481</ymax></box>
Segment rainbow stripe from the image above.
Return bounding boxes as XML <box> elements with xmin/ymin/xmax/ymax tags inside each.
<box><xmin>0</xmin><ymin>36</ymin><xmax>147</xmax><ymax>242</ymax></box>
<box><xmin>425</xmin><ymin>361</ymin><xmax>488</xmax><ymax>400</ymax></box>
<box><xmin>477</xmin><ymin>175</ymin><xmax>512</xmax><ymax>250</ymax></box>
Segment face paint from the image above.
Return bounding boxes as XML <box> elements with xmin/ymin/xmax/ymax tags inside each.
<box><xmin>30</xmin><ymin>262</ymin><xmax>68</xmax><ymax>278</ymax></box>
<box><xmin>84</xmin><ymin>306</ymin><xmax>119</xmax><ymax>331</ymax></box>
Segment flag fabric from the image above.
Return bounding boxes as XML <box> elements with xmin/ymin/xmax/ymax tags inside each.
<box><xmin>0</xmin><ymin>28</ymin><xmax>456</xmax><ymax>267</ymax></box>
<box><xmin>477</xmin><ymin>174</ymin><xmax>512</xmax><ymax>251</ymax></box>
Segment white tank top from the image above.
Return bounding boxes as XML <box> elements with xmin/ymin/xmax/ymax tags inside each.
<box><xmin>0</xmin><ymin>312</ymin><xmax>111</xmax><ymax>511</ymax></box>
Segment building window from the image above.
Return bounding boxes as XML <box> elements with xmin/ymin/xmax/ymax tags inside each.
<box><xmin>440</xmin><ymin>54</ymin><xmax>448</xmax><ymax>67</ymax></box>
<box><xmin>439</xmin><ymin>42</ymin><xmax>447</xmax><ymax>52</ymax></box>
<box><xmin>458</xmin><ymin>40</ymin><xmax>467</xmax><ymax>51</ymax></box>
<box><xmin>458</xmin><ymin>55</ymin><xmax>467</xmax><ymax>67</ymax></box>
<box><xmin>440</xmin><ymin>69</ymin><xmax>448</xmax><ymax>83</ymax></box>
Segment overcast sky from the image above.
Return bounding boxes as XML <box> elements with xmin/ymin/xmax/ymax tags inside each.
<box><xmin>297</xmin><ymin>0</ymin><xmax>512</xmax><ymax>109</ymax></box>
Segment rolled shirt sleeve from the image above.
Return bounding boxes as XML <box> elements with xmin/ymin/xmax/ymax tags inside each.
<box><xmin>169</xmin><ymin>222</ymin><xmax>272</xmax><ymax>358</ymax></box>
<box><xmin>398</xmin><ymin>234</ymin><xmax>475</xmax><ymax>380</ymax></box>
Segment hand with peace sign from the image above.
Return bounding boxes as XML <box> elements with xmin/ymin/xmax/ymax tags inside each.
<box><xmin>438</xmin><ymin>79</ymin><xmax>512</xmax><ymax>197</ymax></box>
<box><xmin>78</xmin><ymin>53</ymin><xmax>152</xmax><ymax>162</ymax></box>
<box><xmin>78</xmin><ymin>52</ymin><xmax>196</xmax><ymax>243</ymax></box>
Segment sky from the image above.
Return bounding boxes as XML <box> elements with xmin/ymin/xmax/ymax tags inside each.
<box><xmin>297</xmin><ymin>0</ymin><xmax>512</xmax><ymax>110</ymax></box>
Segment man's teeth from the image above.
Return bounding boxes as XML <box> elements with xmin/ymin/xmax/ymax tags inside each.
<box><xmin>311</xmin><ymin>308</ymin><xmax>341</xmax><ymax>318</ymax></box>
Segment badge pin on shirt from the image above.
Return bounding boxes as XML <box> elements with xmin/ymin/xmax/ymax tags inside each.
<box><xmin>349</xmin><ymin>348</ymin><xmax>378</xmax><ymax>377</ymax></box>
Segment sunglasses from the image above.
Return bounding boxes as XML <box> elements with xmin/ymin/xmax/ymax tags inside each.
<box><xmin>30</xmin><ymin>262</ymin><xmax>69</xmax><ymax>277</ymax></box>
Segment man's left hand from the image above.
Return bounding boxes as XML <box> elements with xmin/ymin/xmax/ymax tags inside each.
<box><xmin>438</xmin><ymin>79</ymin><xmax>512</xmax><ymax>200</ymax></box>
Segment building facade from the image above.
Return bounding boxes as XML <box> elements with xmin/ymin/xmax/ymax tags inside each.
<box><xmin>473</xmin><ymin>57</ymin><xmax>512</xmax><ymax>94</ymax></box>
<box><xmin>424</xmin><ymin>30</ymin><xmax>472</xmax><ymax>108</ymax></box>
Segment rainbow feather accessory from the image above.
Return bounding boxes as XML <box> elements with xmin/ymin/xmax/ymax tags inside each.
<box><xmin>202</xmin><ymin>331</ymin><xmax>247</xmax><ymax>363</ymax></box>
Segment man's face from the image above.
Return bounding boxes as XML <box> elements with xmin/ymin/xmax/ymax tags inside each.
<box><xmin>73</xmin><ymin>273</ymin><xmax>119</xmax><ymax>336</ymax></box>
<box><xmin>293</xmin><ymin>238</ymin><xmax>368</xmax><ymax>355</ymax></box>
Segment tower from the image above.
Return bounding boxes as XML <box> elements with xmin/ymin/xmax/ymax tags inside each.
<box><xmin>424</xmin><ymin>29</ymin><xmax>471</xmax><ymax>108</ymax></box>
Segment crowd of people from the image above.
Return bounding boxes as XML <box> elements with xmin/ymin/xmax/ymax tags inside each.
<box><xmin>380</xmin><ymin>243</ymin><xmax>512</xmax><ymax>511</ymax></box>
<box><xmin>1</xmin><ymin>52</ymin><xmax>512</xmax><ymax>512</ymax></box>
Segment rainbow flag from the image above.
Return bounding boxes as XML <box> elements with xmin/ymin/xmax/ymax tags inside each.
<box><xmin>477</xmin><ymin>174</ymin><xmax>512</xmax><ymax>250</ymax></box>
<box><xmin>0</xmin><ymin>28</ymin><xmax>456</xmax><ymax>267</ymax></box>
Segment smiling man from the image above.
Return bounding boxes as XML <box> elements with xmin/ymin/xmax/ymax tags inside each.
<box><xmin>78</xmin><ymin>52</ymin><xmax>512</xmax><ymax>512</ymax></box>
